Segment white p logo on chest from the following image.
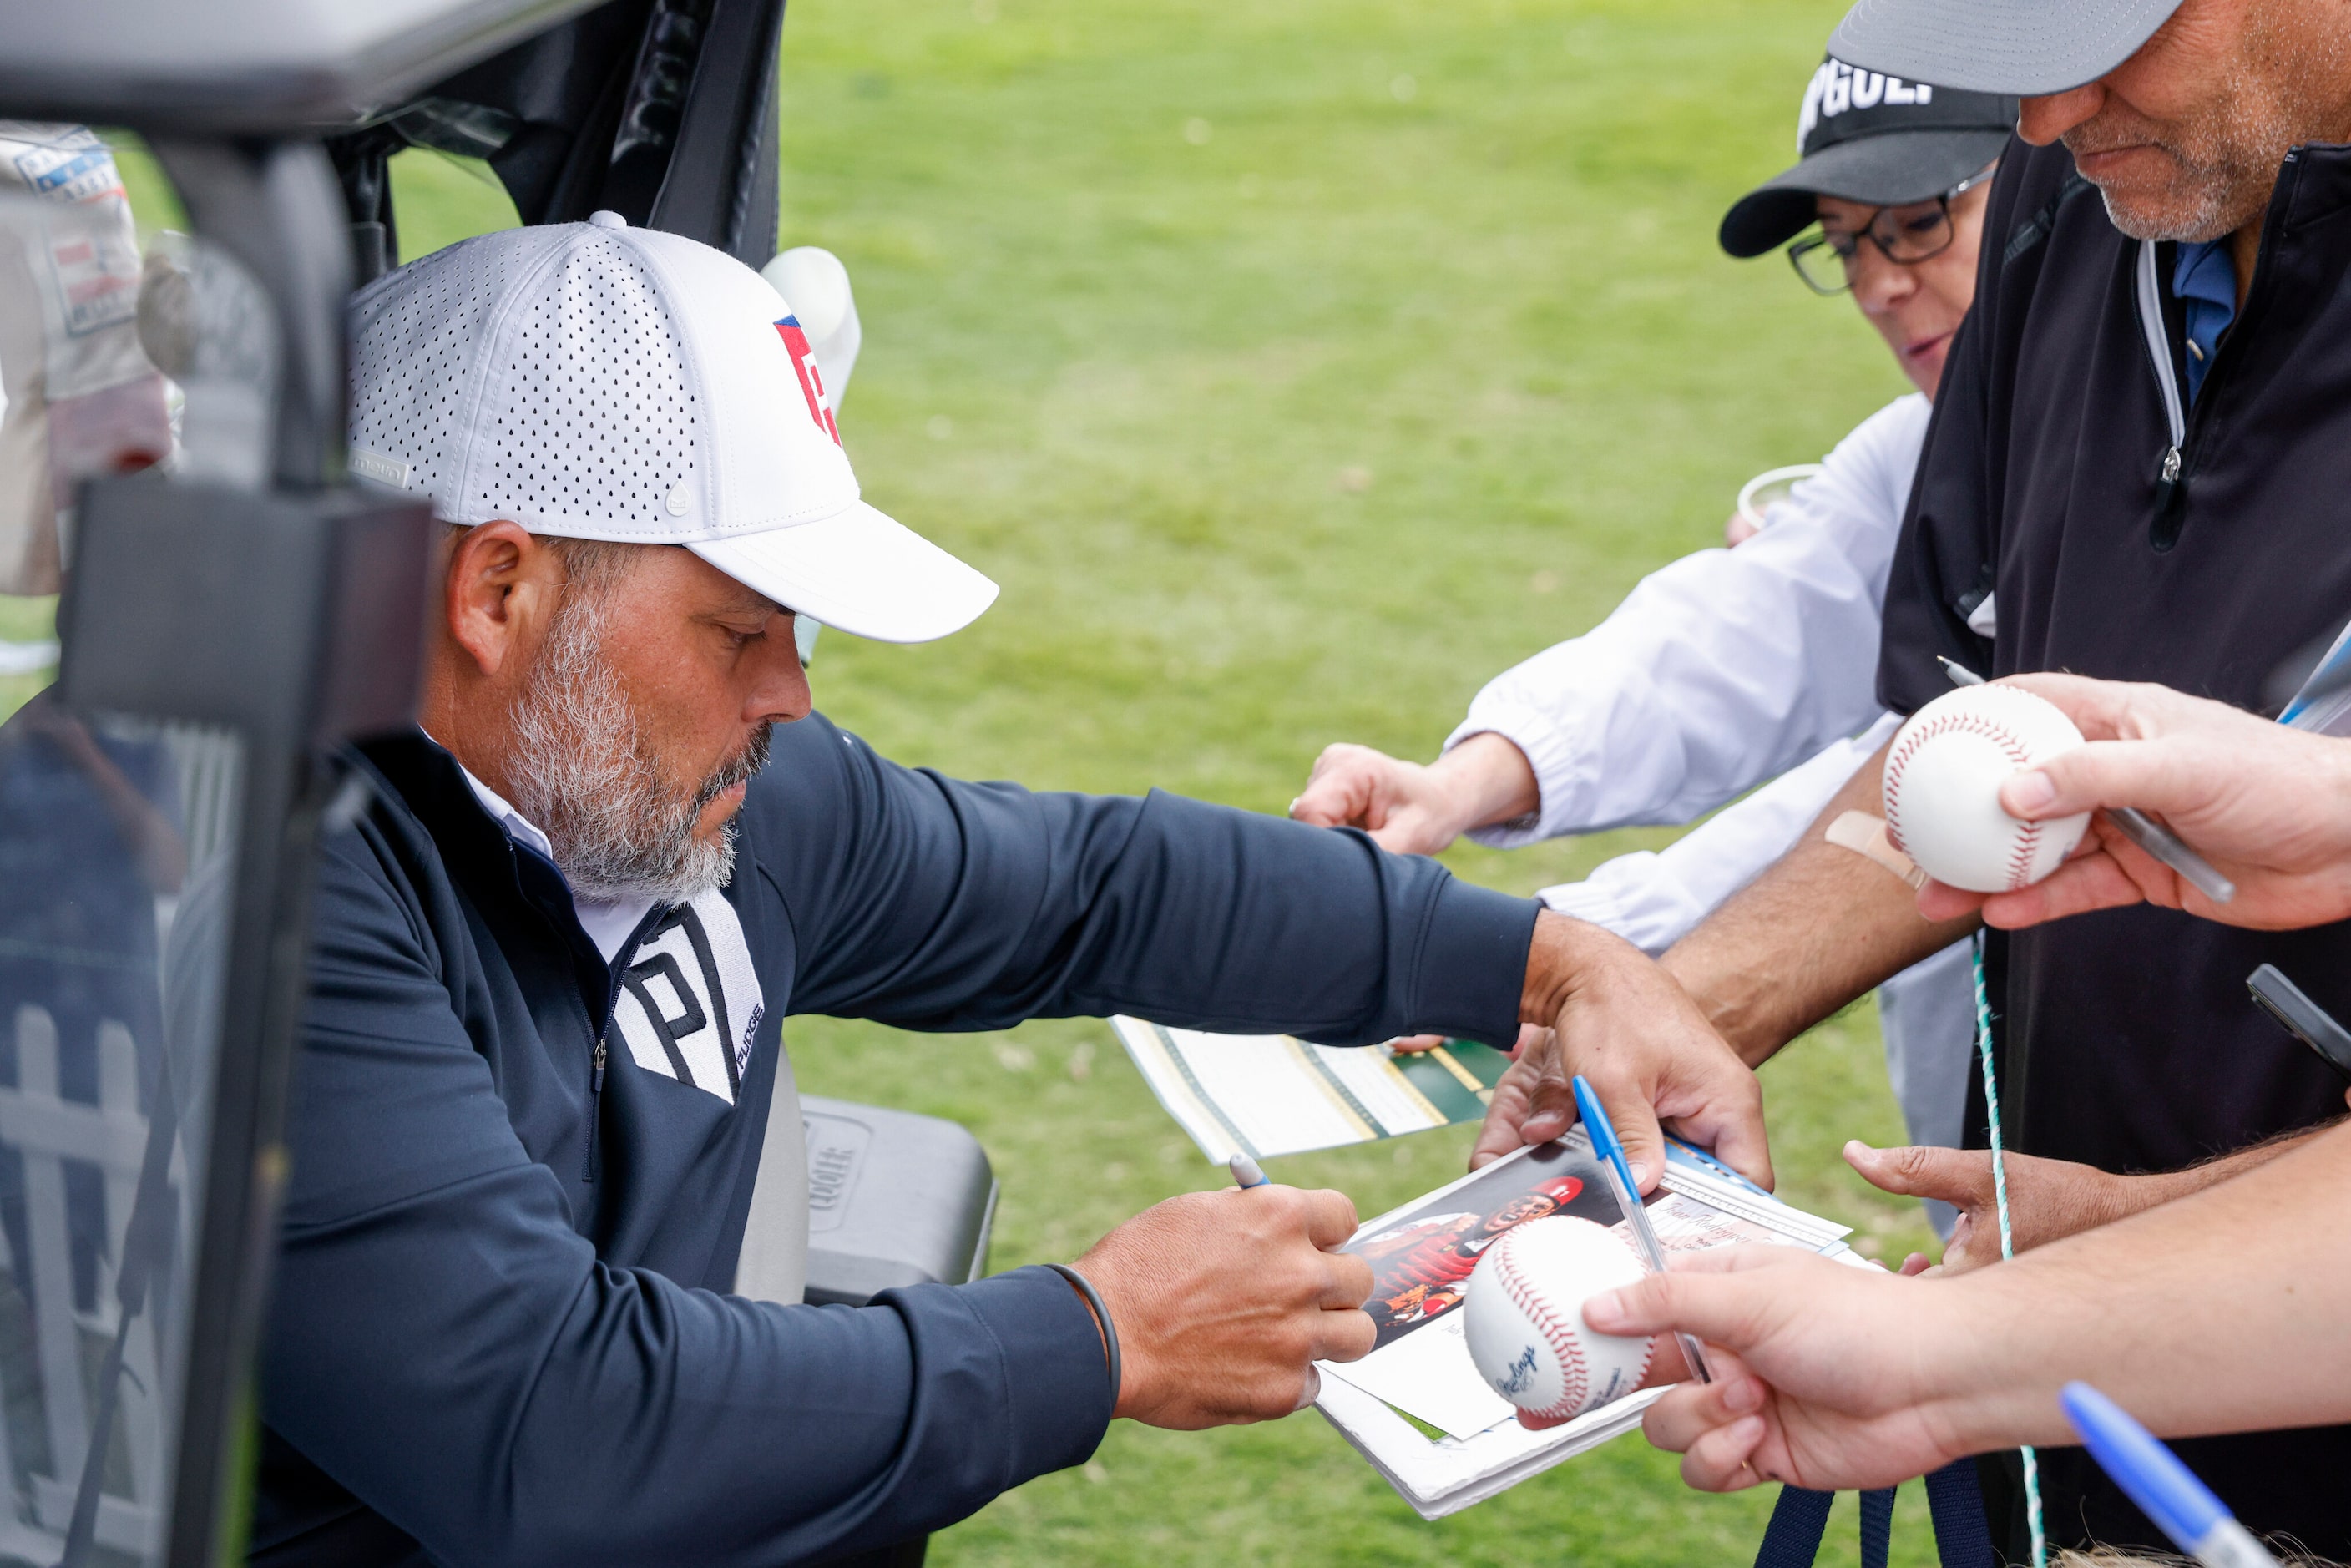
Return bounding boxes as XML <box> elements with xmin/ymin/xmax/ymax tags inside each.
<box><xmin>610</xmin><ymin>887</ymin><xmax>766</xmax><ymax>1105</ymax></box>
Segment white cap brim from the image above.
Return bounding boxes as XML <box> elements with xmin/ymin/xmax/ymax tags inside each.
<box><xmin>687</xmin><ymin>499</ymin><xmax>999</xmax><ymax>643</ymax></box>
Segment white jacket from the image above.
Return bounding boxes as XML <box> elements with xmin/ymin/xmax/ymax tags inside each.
<box><xmin>1451</xmin><ymin>392</ymin><xmax>1930</xmax><ymax>844</ymax></box>
<box><xmin>1441</xmin><ymin>393</ymin><xmax>1969</xmax><ymax>1209</ymax></box>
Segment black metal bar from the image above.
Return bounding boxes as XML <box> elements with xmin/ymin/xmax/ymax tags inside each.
<box><xmin>646</xmin><ymin>0</ymin><xmax>783</xmax><ymax>262</ymax></box>
<box><xmin>60</xmin><ymin>476</ymin><xmax>432</xmax><ymax>1568</ymax></box>
<box><xmin>149</xmin><ymin>139</ymin><xmax>353</xmax><ymax>490</ymax></box>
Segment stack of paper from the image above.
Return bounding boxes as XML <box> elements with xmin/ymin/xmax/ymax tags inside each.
<box><xmin>1100</xmin><ymin>1016</ymin><xmax>1867</xmax><ymax>1515</ymax></box>
<box><xmin>1314</xmin><ymin>1132</ymin><xmax>1863</xmax><ymax>1519</ymax></box>
<box><xmin>1106</xmin><ymin>1017</ymin><xmax>1509</xmax><ymax>1162</ymax></box>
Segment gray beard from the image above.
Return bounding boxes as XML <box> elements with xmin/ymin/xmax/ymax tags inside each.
<box><xmin>2077</xmin><ymin>29</ymin><xmax>2351</xmax><ymax>245</ymax></box>
<box><xmin>2095</xmin><ymin>178</ymin><xmax>2245</xmax><ymax>244</ymax></box>
<box><xmin>503</xmin><ymin>589</ymin><xmax>771</xmax><ymax>906</ymax></box>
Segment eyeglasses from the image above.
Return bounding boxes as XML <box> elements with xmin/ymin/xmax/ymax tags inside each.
<box><xmin>1786</xmin><ymin>166</ymin><xmax>1998</xmax><ymax>296</ymax></box>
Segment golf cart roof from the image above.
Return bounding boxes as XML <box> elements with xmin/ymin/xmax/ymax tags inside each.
<box><xmin>1</xmin><ymin>0</ymin><xmax>787</xmax><ymax>271</ymax></box>
<box><xmin>0</xmin><ymin>0</ymin><xmax>606</xmax><ymax>133</ymax></box>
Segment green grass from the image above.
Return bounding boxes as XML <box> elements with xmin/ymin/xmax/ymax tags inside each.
<box><xmin>34</xmin><ymin>3</ymin><xmax>1951</xmax><ymax>1559</ymax></box>
<box><xmin>756</xmin><ymin>1</ymin><xmax>1941</xmax><ymax>1560</ymax></box>
<box><xmin>0</xmin><ymin>596</ymin><xmax>54</xmax><ymax>719</ymax></box>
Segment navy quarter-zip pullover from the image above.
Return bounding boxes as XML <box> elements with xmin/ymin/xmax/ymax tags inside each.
<box><xmin>250</xmin><ymin>716</ymin><xmax>1538</xmax><ymax>1566</ymax></box>
<box><xmin>1879</xmin><ymin>137</ymin><xmax>2351</xmax><ymax>1557</ymax></box>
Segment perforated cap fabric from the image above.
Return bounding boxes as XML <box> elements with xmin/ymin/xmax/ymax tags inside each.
<box><xmin>348</xmin><ymin>212</ymin><xmax>996</xmax><ymax>643</ymax></box>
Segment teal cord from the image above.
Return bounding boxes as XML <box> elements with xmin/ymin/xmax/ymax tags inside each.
<box><xmin>1971</xmin><ymin>930</ymin><xmax>2045</xmax><ymax>1568</ymax></box>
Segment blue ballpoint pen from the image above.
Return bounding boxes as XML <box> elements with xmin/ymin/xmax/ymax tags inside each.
<box><xmin>1569</xmin><ymin>1075</ymin><xmax>1712</xmax><ymax>1383</ymax></box>
<box><xmin>2062</xmin><ymin>1383</ymin><xmax>2278</xmax><ymax>1567</ymax></box>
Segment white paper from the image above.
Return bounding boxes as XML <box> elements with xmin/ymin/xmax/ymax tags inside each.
<box><xmin>1312</xmin><ymin>1137</ymin><xmax>1866</xmax><ymax>1517</ymax></box>
<box><xmin>1321</xmin><ymin>1311</ymin><xmax>1515</xmax><ymax>1440</ymax></box>
<box><xmin>1108</xmin><ymin>1017</ymin><xmax>1470</xmax><ymax>1161</ymax></box>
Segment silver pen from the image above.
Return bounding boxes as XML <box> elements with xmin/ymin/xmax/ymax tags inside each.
<box><xmin>1939</xmin><ymin>658</ymin><xmax>2236</xmax><ymax>903</ymax></box>
<box><xmin>1234</xmin><ymin>1151</ymin><xmax>1327</xmax><ymax>1412</ymax></box>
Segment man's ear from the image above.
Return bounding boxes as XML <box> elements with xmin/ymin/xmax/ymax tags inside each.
<box><xmin>442</xmin><ymin>520</ymin><xmax>565</xmax><ymax>680</ymax></box>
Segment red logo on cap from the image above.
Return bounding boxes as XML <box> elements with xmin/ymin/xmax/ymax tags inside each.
<box><xmin>775</xmin><ymin>316</ymin><xmax>841</xmax><ymax>444</ymax></box>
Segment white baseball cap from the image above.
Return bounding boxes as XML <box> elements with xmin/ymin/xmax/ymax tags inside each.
<box><xmin>347</xmin><ymin>211</ymin><xmax>996</xmax><ymax>643</ymax></box>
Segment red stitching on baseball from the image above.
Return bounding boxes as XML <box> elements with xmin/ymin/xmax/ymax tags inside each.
<box><xmin>1494</xmin><ymin>1228</ymin><xmax>1589</xmax><ymax>1421</ymax></box>
<box><xmin>1489</xmin><ymin>1224</ymin><xmax>1654</xmax><ymax>1424</ymax></box>
<box><xmin>2005</xmin><ymin>817</ymin><xmax>2045</xmax><ymax>891</ymax></box>
<box><xmin>1883</xmin><ymin>695</ymin><xmax>2040</xmax><ymax>872</ymax></box>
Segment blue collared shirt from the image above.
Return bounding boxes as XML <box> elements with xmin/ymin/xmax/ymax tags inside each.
<box><xmin>2174</xmin><ymin>239</ymin><xmax>2236</xmax><ymax>403</ymax></box>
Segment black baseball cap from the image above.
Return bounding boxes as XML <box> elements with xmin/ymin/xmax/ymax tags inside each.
<box><xmin>1830</xmin><ymin>0</ymin><xmax>2182</xmax><ymax>98</ymax></box>
<box><xmin>1718</xmin><ymin>57</ymin><xmax>2018</xmax><ymax>259</ymax></box>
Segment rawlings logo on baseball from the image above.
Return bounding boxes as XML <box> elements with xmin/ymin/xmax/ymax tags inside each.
<box><xmin>1464</xmin><ymin>1216</ymin><xmax>1656</xmax><ymax>1424</ymax></box>
<box><xmin>1881</xmin><ymin>685</ymin><xmax>2091</xmax><ymax>894</ymax></box>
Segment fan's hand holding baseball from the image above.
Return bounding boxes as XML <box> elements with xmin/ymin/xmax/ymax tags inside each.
<box><xmin>1585</xmin><ymin>1247</ymin><xmax>1975</xmax><ymax>1494</ymax></box>
<box><xmin>1880</xmin><ymin>685</ymin><xmax>2091</xmax><ymax>893</ymax></box>
<box><xmin>1072</xmin><ymin>1184</ymin><xmax>1373</xmax><ymax>1429</ymax></box>
<box><xmin>1914</xmin><ymin>674</ymin><xmax>2351</xmax><ymax>932</ymax></box>
<box><xmin>1475</xmin><ymin>915</ymin><xmax>1773</xmax><ymax>1194</ymax></box>
<box><xmin>1843</xmin><ymin>1141</ymin><xmax>2128</xmax><ymax>1273</ymax></box>
<box><xmin>1464</xmin><ymin>1216</ymin><xmax>1696</xmax><ymax>1432</ymax></box>
<box><xmin>1466</xmin><ymin>1217</ymin><xmax>1657</xmax><ymax>1422</ymax></box>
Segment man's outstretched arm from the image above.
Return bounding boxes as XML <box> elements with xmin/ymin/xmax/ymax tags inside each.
<box><xmin>1660</xmin><ymin>737</ymin><xmax>1976</xmax><ymax>1064</ymax></box>
<box><xmin>1594</xmin><ymin>1114</ymin><xmax>2351</xmax><ymax>1494</ymax></box>
<box><xmin>765</xmin><ymin>715</ymin><xmax>1775</xmax><ymax>1190</ymax></box>
<box><xmin>770</xmin><ymin>716</ymin><xmax>1540</xmax><ymax>1049</ymax></box>
<box><xmin>1473</xmin><ymin>739</ymin><xmax>1970</xmax><ymax>1183</ymax></box>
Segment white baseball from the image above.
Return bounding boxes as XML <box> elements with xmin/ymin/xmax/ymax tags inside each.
<box><xmin>1464</xmin><ymin>1216</ymin><xmax>1656</xmax><ymax>1424</ymax></box>
<box><xmin>1883</xmin><ymin>685</ymin><xmax>2092</xmax><ymax>893</ymax></box>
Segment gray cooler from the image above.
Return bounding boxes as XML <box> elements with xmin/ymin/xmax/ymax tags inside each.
<box><xmin>801</xmin><ymin>1095</ymin><xmax>999</xmax><ymax>1308</ymax></box>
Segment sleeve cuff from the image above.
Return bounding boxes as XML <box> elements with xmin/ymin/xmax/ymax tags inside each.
<box><xmin>1406</xmin><ymin>878</ymin><xmax>1540</xmax><ymax>1047</ymax></box>
<box><xmin>1534</xmin><ymin>876</ymin><xmax>1627</xmax><ymax>931</ymax></box>
<box><xmin>1536</xmin><ymin>852</ymin><xmax>1705</xmax><ymax>958</ymax></box>
<box><xmin>1443</xmin><ymin>705</ymin><xmax>1593</xmax><ymax>849</ymax></box>
<box><xmin>895</xmin><ymin>1264</ymin><xmax>1113</xmax><ymax>1494</ymax></box>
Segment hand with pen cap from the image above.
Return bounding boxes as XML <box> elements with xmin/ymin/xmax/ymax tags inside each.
<box><xmin>1914</xmin><ymin>674</ymin><xmax>2351</xmax><ymax>933</ymax></box>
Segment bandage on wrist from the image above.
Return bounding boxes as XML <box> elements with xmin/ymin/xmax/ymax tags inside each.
<box><xmin>1827</xmin><ymin>809</ymin><xmax>1928</xmax><ymax>890</ymax></box>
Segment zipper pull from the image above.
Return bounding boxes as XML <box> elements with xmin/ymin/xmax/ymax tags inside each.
<box><xmin>2151</xmin><ymin>445</ymin><xmax>2187</xmax><ymax>551</ymax></box>
<box><xmin>583</xmin><ymin>1034</ymin><xmax>609</xmax><ymax>1182</ymax></box>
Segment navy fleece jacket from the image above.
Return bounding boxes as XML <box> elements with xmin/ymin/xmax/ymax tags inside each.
<box><xmin>250</xmin><ymin>716</ymin><xmax>1538</xmax><ymax>1566</ymax></box>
